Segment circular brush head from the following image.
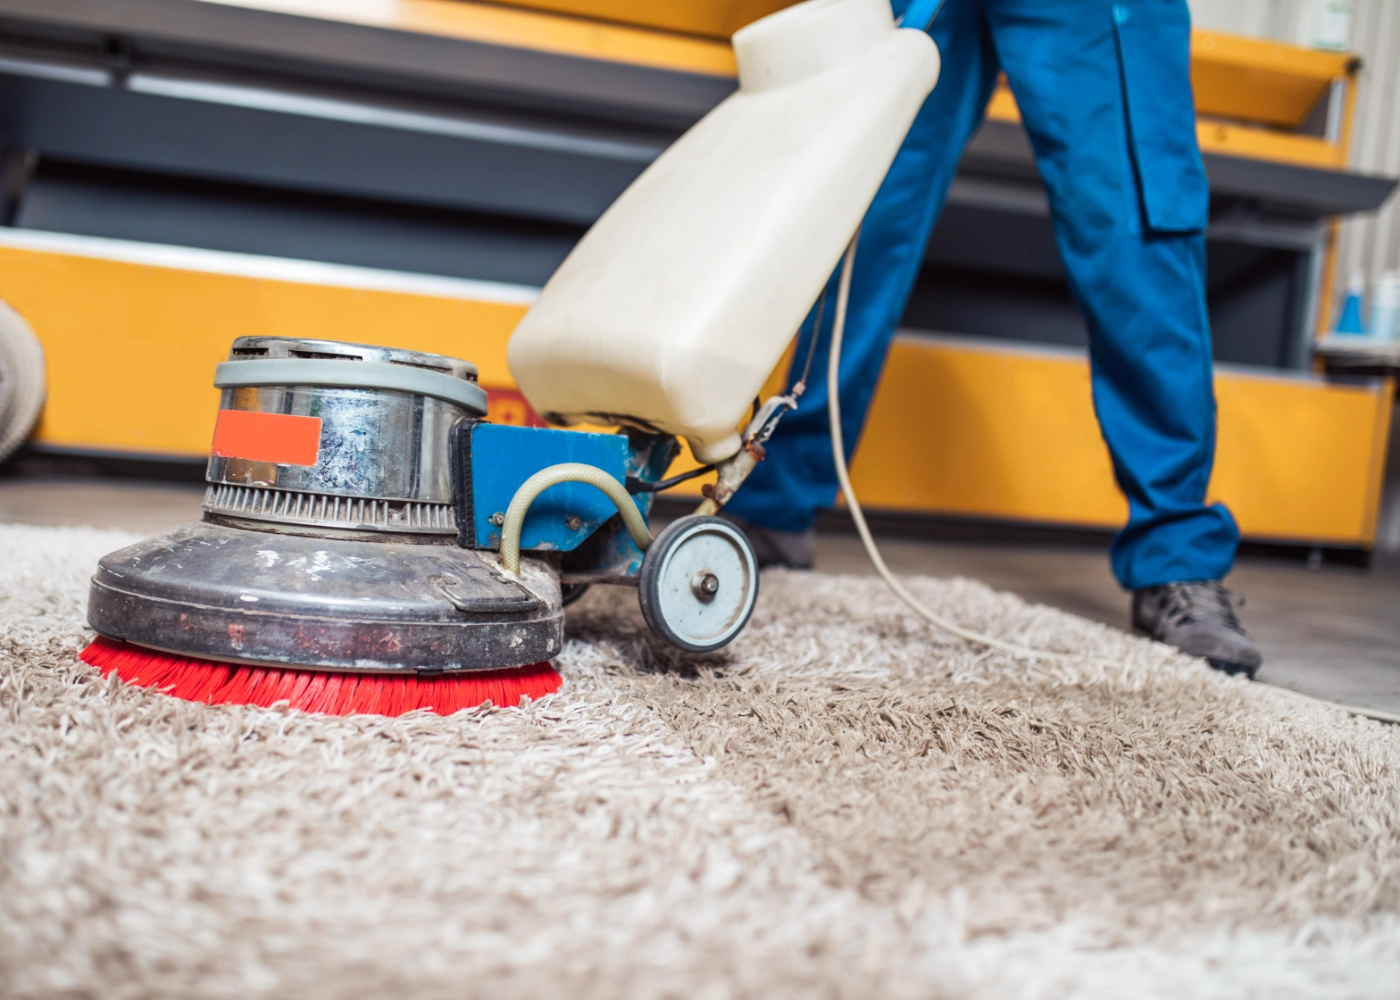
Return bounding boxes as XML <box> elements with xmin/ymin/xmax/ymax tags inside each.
<box><xmin>80</xmin><ymin>637</ymin><xmax>562</xmax><ymax>717</ymax></box>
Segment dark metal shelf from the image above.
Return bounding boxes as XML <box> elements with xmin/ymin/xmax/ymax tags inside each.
<box><xmin>1315</xmin><ymin>338</ymin><xmax>1400</xmax><ymax>383</ymax></box>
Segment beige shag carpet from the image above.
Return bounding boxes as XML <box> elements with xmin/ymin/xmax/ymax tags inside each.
<box><xmin>2</xmin><ymin>522</ymin><xmax>1399</xmax><ymax>999</ymax></box>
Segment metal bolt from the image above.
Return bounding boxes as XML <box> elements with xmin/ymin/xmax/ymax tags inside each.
<box><xmin>692</xmin><ymin>571</ymin><xmax>720</xmax><ymax>602</ymax></box>
<box><xmin>489</xmin><ymin>512</ymin><xmax>506</xmax><ymax>526</ymax></box>
<box><xmin>565</xmin><ymin>515</ymin><xmax>583</xmax><ymax>531</ymax></box>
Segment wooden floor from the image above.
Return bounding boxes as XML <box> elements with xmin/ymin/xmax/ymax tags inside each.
<box><xmin>3</xmin><ymin>474</ymin><xmax>1397</xmax><ymax>717</ymax></box>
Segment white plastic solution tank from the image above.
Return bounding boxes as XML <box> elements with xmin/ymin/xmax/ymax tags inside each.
<box><xmin>506</xmin><ymin>0</ymin><xmax>940</xmax><ymax>463</ymax></box>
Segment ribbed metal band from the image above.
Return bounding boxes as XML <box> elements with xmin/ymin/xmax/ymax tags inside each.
<box><xmin>214</xmin><ymin>358</ymin><xmax>489</xmax><ymax>414</ymax></box>
<box><xmin>204</xmin><ymin>484</ymin><xmax>458</xmax><ymax>534</ymax></box>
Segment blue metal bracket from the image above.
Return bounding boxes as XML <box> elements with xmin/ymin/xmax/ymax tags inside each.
<box><xmin>467</xmin><ymin>423</ymin><xmax>630</xmax><ymax>552</ymax></box>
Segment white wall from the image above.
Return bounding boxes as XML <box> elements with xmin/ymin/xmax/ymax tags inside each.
<box><xmin>1189</xmin><ymin>0</ymin><xmax>1400</xmax><ymax>321</ymax></box>
<box><xmin>1333</xmin><ymin>1</ymin><xmax>1400</xmax><ymax>304</ymax></box>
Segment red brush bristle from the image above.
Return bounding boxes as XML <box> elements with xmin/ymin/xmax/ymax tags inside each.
<box><xmin>214</xmin><ymin>664</ymin><xmax>256</xmax><ymax>705</ymax></box>
<box><xmin>348</xmin><ymin>675</ymin><xmax>381</xmax><ymax>716</ymax></box>
<box><xmin>79</xmin><ymin>637</ymin><xmax>562</xmax><ymax>717</ymax></box>
<box><xmin>300</xmin><ymin>672</ymin><xmax>331</xmax><ymax>713</ymax></box>
<box><xmin>184</xmin><ymin>659</ymin><xmax>229</xmax><ymax>702</ymax></box>
<box><xmin>279</xmin><ymin>668</ymin><xmax>314</xmax><ymax>709</ymax></box>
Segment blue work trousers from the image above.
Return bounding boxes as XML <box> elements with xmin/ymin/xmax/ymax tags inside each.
<box><xmin>726</xmin><ymin>0</ymin><xmax>1240</xmax><ymax>590</ymax></box>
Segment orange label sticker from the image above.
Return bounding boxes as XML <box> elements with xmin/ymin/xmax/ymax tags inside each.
<box><xmin>210</xmin><ymin>410</ymin><xmax>322</xmax><ymax>466</ymax></box>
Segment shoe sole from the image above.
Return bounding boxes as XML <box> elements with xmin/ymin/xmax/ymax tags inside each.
<box><xmin>1207</xmin><ymin>657</ymin><xmax>1259</xmax><ymax>680</ymax></box>
<box><xmin>1132</xmin><ymin>627</ymin><xmax>1258</xmax><ymax>680</ymax></box>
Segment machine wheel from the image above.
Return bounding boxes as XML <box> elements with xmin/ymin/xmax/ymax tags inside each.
<box><xmin>638</xmin><ymin>515</ymin><xmax>758</xmax><ymax>653</ymax></box>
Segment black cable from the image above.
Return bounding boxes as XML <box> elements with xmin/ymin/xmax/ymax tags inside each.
<box><xmin>625</xmin><ymin>464</ymin><xmax>717</xmax><ymax>494</ymax></box>
<box><xmin>790</xmin><ymin>285</ymin><xmax>826</xmax><ymax>398</ymax></box>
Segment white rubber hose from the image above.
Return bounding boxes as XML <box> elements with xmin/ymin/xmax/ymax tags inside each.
<box><xmin>0</xmin><ymin>300</ymin><xmax>45</xmax><ymax>465</ymax></box>
<box><xmin>826</xmin><ymin>234</ymin><xmax>1088</xmax><ymax>664</ymax></box>
<box><xmin>499</xmin><ymin>463</ymin><xmax>652</xmax><ymax>575</ymax></box>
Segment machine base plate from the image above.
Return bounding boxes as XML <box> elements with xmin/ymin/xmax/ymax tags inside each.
<box><xmin>88</xmin><ymin>522</ymin><xmax>564</xmax><ymax>673</ymax></box>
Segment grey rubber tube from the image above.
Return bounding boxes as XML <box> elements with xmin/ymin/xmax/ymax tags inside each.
<box><xmin>499</xmin><ymin>463</ymin><xmax>653</xmax><ymax>576</ymax></box>
<box><xmin>0</xmin><ymin>300</ymin><xmax>46</xmax><ymax>465</ymax></box>
<box><xmin>215</xmin><ymin>358</ymin><xmax>489</xmax><ymax>414</ymax></box>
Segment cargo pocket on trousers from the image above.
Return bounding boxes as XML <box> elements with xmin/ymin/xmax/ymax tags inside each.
<box><xmin>1112</xmin><ymin>1</ymin><xmax>1209</xmax><ymax>233</ymax></box>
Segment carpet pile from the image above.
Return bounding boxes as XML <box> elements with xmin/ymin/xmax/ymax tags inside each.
<box><xmin>1</xmin><ymin>523</ymin><xmax>1397</xmax><ymax>998</ymax></box>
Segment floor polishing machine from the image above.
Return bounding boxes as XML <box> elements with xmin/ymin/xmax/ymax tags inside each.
<box><xmin>82</xmin><ymin>0</ymin><xmax>945</xmax><ymax>714</ymax></box>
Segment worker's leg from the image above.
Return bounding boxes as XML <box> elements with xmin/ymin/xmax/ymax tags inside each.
<box><xmin>725</xmin><ymin>0</ymin><xmax>1000</xmax><ymax>534</ymax></box>
<box><xmin>983</xmin><ymin>0</ymin><xmax>1240</xmax><ymax>590</ymax></box>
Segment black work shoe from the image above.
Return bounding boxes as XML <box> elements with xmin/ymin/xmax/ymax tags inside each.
<box><xmin>1132</xmin><ymin>580</ymin><xmax>1262</xmax><ymax>678</ymax></box>
<box><xmin>718</xmin><ymin>513</ymin><xmax>815</xmax><ymax>569</ymax></box>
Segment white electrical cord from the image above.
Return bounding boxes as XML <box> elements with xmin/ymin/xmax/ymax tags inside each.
<box><xmin>825</xmin><ymin>233</ymin><xmax>1089</xmax><ymax>664</ymax></box>
<box><xmin>823</xmin><ymin>235</ymin><xmax>1400</xmax><ymax>725</ymax></box>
